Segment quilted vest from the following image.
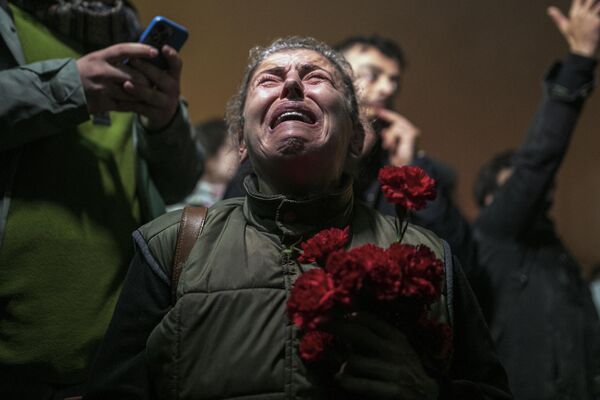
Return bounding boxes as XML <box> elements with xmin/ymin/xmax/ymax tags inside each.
<box><xmin>142</xmin><ymin>177</ymin><xmax>451</xmax><ymax>399</ymax></box>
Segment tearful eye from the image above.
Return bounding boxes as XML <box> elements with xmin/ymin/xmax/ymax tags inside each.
<box><xmin>305</xmin><ymin>74</ymin><xmax>331</xmax><ymax>84</ymax></box>
<box><xmin>257</xmin><ymin>75</ymin><xmax>280</xmax><ymax>86</ymax></box>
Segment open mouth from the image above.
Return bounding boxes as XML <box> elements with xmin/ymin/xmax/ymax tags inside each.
<box><xmin>269</xmin><ymin>104</ymin><xmax>318</xmax><ymax>129</ymax></box>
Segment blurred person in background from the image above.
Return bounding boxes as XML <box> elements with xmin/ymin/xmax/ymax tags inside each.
<box><xmin>167</xmin><ymin>118</ymin><xmax>239</xmax><ymax>211</ymax></box>
<box><xmin>335</xmin><ymin>35</ymin><xmax>474</xmax><ymax>270</ymax></box>
<box><xmin>472</xmin><ymin>1</ymin><xmax>600</xmax><ymax>398</ymax></box>
<box><xmin>0</xmin><ymin>0</ymin><xmax>201</xmax><ymax>398</ymax></box>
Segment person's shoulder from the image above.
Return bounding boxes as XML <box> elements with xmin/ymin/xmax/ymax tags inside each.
<box><xmin>135</xmin><ymin>209</ymin><xmax>184</xmax><ymax>272</ymax></box>
<box><xmin>139</xmin><ymin>198</ymin><xmax>244</xmax><ymax>243</ymax></box>
<box><xmin>136</xmin><ymin>199</ymin><xmax>246</xmax><ymax>274</ymax></box>
<box><xmin>404</xmin><ymin>223</ymin><xmax>445</xmax><ymax>259</ymax></box>
<box><xmin>138</xmin><ymin>208</ymin><xmax>182</xmax><ymax>242</ymax></box>
<box><xmin>212</xmin><ymin>196</ymin><xmax>245</xmax><ymax>210</ymax></box>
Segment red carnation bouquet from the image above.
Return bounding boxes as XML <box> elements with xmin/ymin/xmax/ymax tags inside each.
<box><xmin>287</xmin><ymin>166</ymin><xmax>451</xmax><ymax>373</ymax></box>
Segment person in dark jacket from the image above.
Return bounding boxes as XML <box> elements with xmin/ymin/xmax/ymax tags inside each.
<box><xmin>0</xmin><ymin>1</ymin><xmax>201</xmax><ymax>398</ymax></box>
<box><xmin>472</xmin><ymin>1</ymin><xmax>600</xmax><ymax>399</ymax></box>
<box><xmin>86</xmin><ymin>36</ymin><xmax>511</xmax><ymax>400</ymax></box>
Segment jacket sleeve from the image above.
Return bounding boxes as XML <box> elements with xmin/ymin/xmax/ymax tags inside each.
<box><xmin>441</xmin><ymin>256</ymin><xmax>513</xmax><ymax>399</ymax></box>
<box><xmin>474</xmin><ymin>54</ymin><xmax>596</xmax><ymax>239</ymax></box>
<box><xmin>134</xmin><ymin>100</ymin><xmax>204</xmax><ymax>204</ymax></box>
<box><xmin>0</xmin><ymin>58</ymin><xmax>90</xmax><ymax>151</ymax></box>
<box><xmin>86</xmin><ymin>230</ymin><xmax>171</xmax><ymax>400</ymax></box>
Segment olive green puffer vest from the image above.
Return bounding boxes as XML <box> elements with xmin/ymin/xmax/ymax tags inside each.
<box><xmin>140</xmin><ymin>177</ymin><xmax>451</xmax><ymax>400</ymax></box>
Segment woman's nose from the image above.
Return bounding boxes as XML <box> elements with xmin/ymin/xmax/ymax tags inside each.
<box><xmin>280</xmin><ymin>77</ymin><xmax>304</xmax><ymax>100</ymax></box>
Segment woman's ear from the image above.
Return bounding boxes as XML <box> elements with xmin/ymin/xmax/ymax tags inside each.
<box><xmin>239</xmin><ymin>133</ymin><xmax>248</xmax><ymax>162</ymax></box>
<box><xmin>239</xmin><ymin>144</ymin><xmax>248</xmax><ymax>162</ymax></box>
<box><xmin>349</xmin><ymin>115</ymin><xmax>368</xmax><ymax>159</ymax></box>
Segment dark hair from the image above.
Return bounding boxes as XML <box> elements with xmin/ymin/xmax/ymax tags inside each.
<box><xmin>334</xmin><ymin>35</ymin><xmax>407</xmax><ymax>71</ymax></box>
<box><xmin>194</xmin><ymin>118</ymin><xmax>228</xmax><ymax>158</ymax></box>
<box><xmin>225</xmin><ymin>36</ymin><xmax>364</xmax><ymax>146</ymax></box>
<box><xmin>473</xmin><ymin>149</ymin><xmax>515</xmax><ymax>207</ymax></box>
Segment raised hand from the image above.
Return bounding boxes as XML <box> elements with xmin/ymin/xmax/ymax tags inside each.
<box><xmin>376</xmin><ymin>109</ymin><xmax>421</xmax><ymax>167</ymax></box>
<box><xmin>548</xmin><ymin>0</ymin><xmax>600</xmax><ymax>58</ymax></box>
<box><xmin>77</xmin><ymin>43</ymin><xmax>156</xmax><ymax>114</ymax></box>
<box><xmin>123</xmin><ymin>45</ymin><xmax>183</xmax><ymax>130</ymax></box>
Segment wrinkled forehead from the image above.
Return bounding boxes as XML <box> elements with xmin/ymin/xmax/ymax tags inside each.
<box><xmin>252</xmin><ymin>49</ymin><xmax>344</xmax><ymax>83</ymax></box>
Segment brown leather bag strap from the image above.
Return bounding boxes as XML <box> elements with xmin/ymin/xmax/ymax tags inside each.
<box><xmin>171</xmin><ymin>206</ymin><xmax>207</xmax><ymax>305</ymax></box>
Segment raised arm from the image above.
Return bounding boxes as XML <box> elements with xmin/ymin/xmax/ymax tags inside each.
<box><xmin>475</xmin><ymin>0</ymin><xmax>599</xmax><ymax>238</ymax></box>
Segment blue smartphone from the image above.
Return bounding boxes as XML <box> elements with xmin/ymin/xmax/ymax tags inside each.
<box><xmin>138</xmin><ymin>16</ymin><xmax>188</xmax><ymax>69</ymax></box>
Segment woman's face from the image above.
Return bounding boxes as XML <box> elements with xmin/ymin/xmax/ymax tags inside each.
<box><xmin>242</xmin><ymin>49</ymin><xmax>359</xmax><ymax>194</ymax></box>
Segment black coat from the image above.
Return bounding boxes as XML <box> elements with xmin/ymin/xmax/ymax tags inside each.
<box><xmin>474</xmin><ymin>54</ymin><xmax>600</xmax><ymax>400</ymax></box>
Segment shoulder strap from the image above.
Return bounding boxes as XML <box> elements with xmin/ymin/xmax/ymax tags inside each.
<box><xmin>171</xmin><ymin>206</ymin><xmax>208</xmax><ymax>304</ymax></box>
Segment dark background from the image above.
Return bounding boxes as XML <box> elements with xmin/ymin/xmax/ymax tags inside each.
<box><xmin>136</xmin><ymin>0</ymin><xmax>600</xmax><ymax>274</ymax></box>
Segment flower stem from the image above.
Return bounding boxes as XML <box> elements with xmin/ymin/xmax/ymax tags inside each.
<box><xmin>395</xmin><ymin>204</ymin><xmax>409</xmax><ymax>242</ymax></box>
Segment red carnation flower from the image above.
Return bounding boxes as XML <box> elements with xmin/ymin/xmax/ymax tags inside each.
<box><xmin>378</xmin><ymin>166</ymin><xmax>436</xmax><ymax>211</ymax></box>
<box><xmin>288</xmin><ymin>268</ymin><xmax>337</xmax><ymax>330</ymax></box>
<box><xmin>298</xmin><ymin>226</ymin><xmax>350</xmax><ymax>266</ymax></box>
<box><xmin>325</xmin><ymin>248</ymin><xmax>367</xmax><ymax>304</ymax></box>
<box><xmin>299</xmin><ymin>330</ymin><xmax>334</xmax><ymax>362</ymax></box>
<box><xmin>354</xmin><ymin>244</ymin><xmax>402</xmax><ymax>300</ymax></box>
<box><xmin>387</xmin><ymin>243</ymin><xmax>444</xmax><ymax>303</ymax></box>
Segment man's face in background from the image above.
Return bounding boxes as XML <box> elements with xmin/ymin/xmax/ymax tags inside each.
<box><xmin>342</xmin><ymin>45</ymin><xmax>402</xmax><ymax>118</ymax></box>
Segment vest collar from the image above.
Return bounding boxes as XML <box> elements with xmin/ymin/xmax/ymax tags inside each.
<box><xmin>242</xmin><ymin>174</ymin><xmax>354</xmax><ymax>244</ymax></box>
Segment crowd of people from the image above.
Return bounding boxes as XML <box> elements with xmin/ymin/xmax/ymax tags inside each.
<box><xmin>1</xmin><ymin>0</ymin><xmax>599</xmax><ymax>399</ymax></box>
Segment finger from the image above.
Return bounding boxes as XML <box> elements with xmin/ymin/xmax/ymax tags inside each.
<box><xmin>336</xmin><ymin>374</ymin><xmax>401</xmax><ymax>400</ymax></box>
<box><xmin>101</xmin><ymin>43</ymin><xmax>158</xmax><ymax>63</ymax></box>
<box><xmin>162</xmin><ymin>45</ymin><xmax>183</xmax><ymax>82</ymax></box>
<box><xmin>98</xmin><ymin>63</ymin><xmax>145</xmax><ymax>84</ymax></box>
<box><xmin>344</xmin><ymin>354</ymin><xmax>401</xmax><ymax>382</ymax></box>
<box><xmin>547</xmin><ymin>6</ymin><xmax>570</xmax><ymax>34</ymax></box>
<box><xmin>330</xmin><ymin>320</ymin><xmax>391</xmax><ymax>356</ymax></box>
<box><xmin>118</xmin><ymin>64</ymin><xmax>152</xmax><ymax>86</ymax></box>
<box><xmin>593</xmin><ymin>1</ymin><xmax>600</xmax><ymax>13</ymax></box>
<box><xmin>353</xmin><ymin>313</ymin><xmax>422</xmax><ymax>360</ymax></box>
<box><xmin>375</xmin><ymin>108</ymin><xmax>404</xmax><ymax>123</ymax></box>
<box><xmin>353</xmin><ymin>312</ymin><xmax>411</xmax><ymax>345</ymax></box>
<box><xmin>122</xmin><ymin>81</ymin><xmax>169</xmax><ymax>108</ymax></box>
<box><xmin>381</xmin><ymin>127</ymin><xmax>400</xmax><ymax>151</ymax></box>
<box><xmin>130</xmin><ymin>58</ymin><xmax>175</xmax><ymax>93</ymax></box>
<box><xmin>105</xmin><ymin>84</ymin><xmax>141</xmax><ymax>102</ymax></box>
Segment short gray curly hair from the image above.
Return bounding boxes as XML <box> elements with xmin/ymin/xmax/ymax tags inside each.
<box><xmin>225</xmin><ymin>36</ymin><xmax>364</xmax><ymax>145</ymax></box>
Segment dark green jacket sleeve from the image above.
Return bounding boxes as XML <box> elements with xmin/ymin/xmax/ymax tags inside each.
<box><xmin>0</xmin><ymin>58</ymin><xmax>90</xmax><ymax>151</ymax></box>
<box><xmin>134</xmin><ymin>102</ymin><xmax>203</xmax><ymax>205</ymax></box>
<box><xmin>86</xmin><ymin>231</ymin><xmax>172</xmax><ymax>399</ymax></box>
